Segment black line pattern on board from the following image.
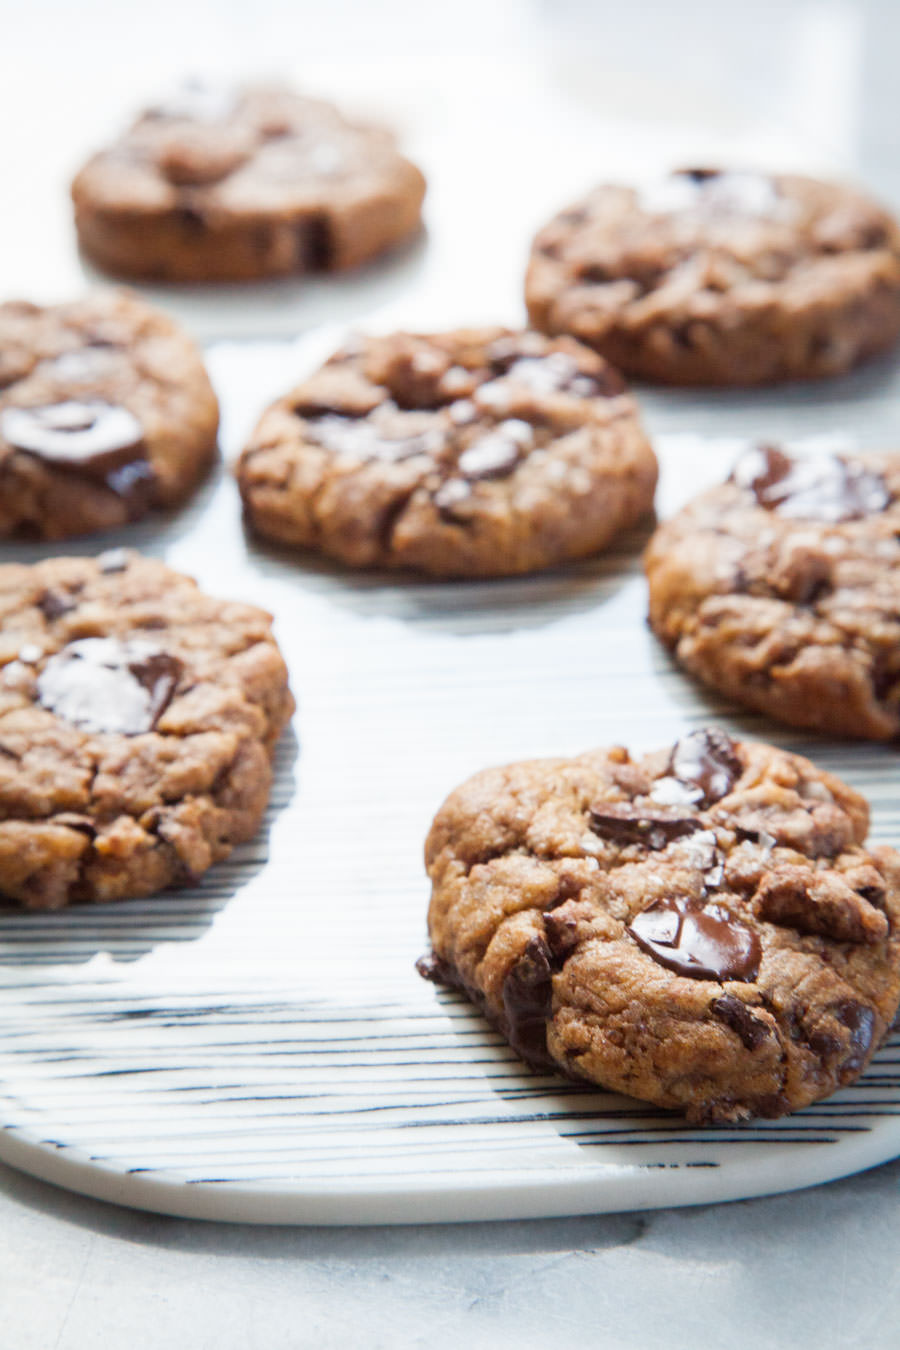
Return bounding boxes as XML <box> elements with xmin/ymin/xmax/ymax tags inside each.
<box><xmin>1</xmin><ymin>976</ymin><xmax>899</xmax><ymax>1192</ymax></box>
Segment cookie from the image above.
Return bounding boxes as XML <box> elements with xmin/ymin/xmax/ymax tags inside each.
<box><xmin>71</xmin><ymin>80</ymin><xmax>426</xmax><ymax>282</ymax></box>
<box><xmin>645</xmin><ymin>444</ymin><xmax>900</xmax><ymax>740</ymax></box>
<box><xmin>0</xmin><ymin>550</ymin><xmax>294</xmax><ymax>909</ymax></box>
<box><xmin>420</xmin><ymin>729</ymin><xmax>900</xmax><ymax>1122</ymax></box>
<box><xmin>236</xmin><ymin>328</ymin><xmax>657</xmax><ymax>577</ymax></box>
<box><xmin>525</xmin><ymin>169</ymin><xmax>900</xmax><ymax>385</ymax></box>
<box><xmin>0</xmin><ymin>289</ymin><xmax>218</xmax><ymax>539</ymax></box>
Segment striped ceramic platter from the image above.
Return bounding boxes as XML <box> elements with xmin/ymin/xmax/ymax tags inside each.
<box><xmin>0</xmin><ymin>339</ymin><xmax>898</xmax><ymax>1224</ymax></box>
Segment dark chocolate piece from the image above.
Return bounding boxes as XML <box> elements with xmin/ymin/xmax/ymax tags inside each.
<box><xmin>731</xmin><ymin>444</ymin><xmax>890</xmax><ymax>523</ymax></box>
<box><xmin>542</xmin><ymin>909</ymin><xmax>579</xmax><ymax>962</ymax></box>
<box><xmin>588</xmin><ymin>801</ymin><xmax>703</xmax><ymax>850</ymax></box>
<box><xmin>37</xmin><ymin>589</ymin><xmax>76</xmax><ymax>621</ymax></box>
<box><xmin>501</xmin><ymin>935</ymin><xmax>555</xmax><ymax>1068</ymax></box>
<box><xmin>833</xmin><ymin>1000</ymin><xmax>877</xmax><ymax>1078</ymax></box>
<box><xmin>627</xmin><ymin>895</ymin><xmax>762</xmax><ymax>981</ymax></box>
<box><xmin>711</xmin><ymin>993</ymin><xmax>769</xmax><ymax>1049</ymax></box>
<box><xmin>37</xmin><ymin>637</ymin><xmax>182</xmax><ymax>735</ymax></box>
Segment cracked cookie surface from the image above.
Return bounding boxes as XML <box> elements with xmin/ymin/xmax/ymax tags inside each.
<box><xmin>525</xmin><ymin>169</ymin><xmax>900</xmax><ymax>385</ymax></box>
<box><xmin>420</xmin><ymin>730</ymin><xmax>900</xmax><ymax>1122</ymax></box>
<box><xmin>72</xmin><ymin>81</ymin><xmax>426</xmax><ymax>282</ymax></box>
<box><xmin>236</xmin><ymin>328</ymin><xmax>657</xmax><ymax>577</ymax></box>
<box><xmin>0</xmin><ymin>289</ymin><xmax>218</xmax><ymax>539</ymax></box>
<box><xmin>645</xmin><ymin>444</ymin><xmax>900</xmax><ymax>740</ymax></box>
<box><xmin>0</xmin><ymin>550</ymin><xmax>294</xmax><ymax>909</ymax></box>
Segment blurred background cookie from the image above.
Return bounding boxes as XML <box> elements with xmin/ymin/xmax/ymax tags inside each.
<box><xmin>71</xmin><ymin>80</ymin><xmax>427</xmax><ymax>283</ymax></box>
<box><xmin>645</xmin><ymin>443</ymin><xmax>900</xmax><ymax>738</ymax></box>
<box><xmin>0</xmin><ymin>289</ymin><xmax>218</xmax><ymax>538</ymax></box>
<box><xmin>237</xmin><ymin>328</ymin><xmax>657</xmax><ymax>577</ymax></box>
<box><xmin>526</xmin><ymin>169</ymin><xmax>900</xmax><ymax>385</ymax></box>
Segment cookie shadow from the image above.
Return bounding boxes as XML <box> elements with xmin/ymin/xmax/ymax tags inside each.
<box><xmin>76</xmin><ymin>228</ymin><xmax>431</xmax><ymax>344</ymax></box>
<box><xmin>238</xmin><ymin>514</ymin><xmax>658</xmax><ymax>637</ymax></box>
<box><xmin>0</xmin><ymin>725</ymin><xmax>300</xmax><ymax>968</ymax></box>
<box><xmin>637</xmin><ymin>346</ymin><xmax>900</xmax><ymax>445</ymax></box>
<box><xmin>0</xmin><ymin>456</ymin><xmax>228</xmax><ymax>570</ymax></box>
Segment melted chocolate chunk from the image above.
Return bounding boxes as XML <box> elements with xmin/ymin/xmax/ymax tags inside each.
<box><xmin>457</xmin><ymin>420</ymin><xmax>533</xmax><ymax>480</ymax></box>
<box><xmin>731</xmin><ymin>444</ymin><xmax>890</xmax><ymax>523</ymax></box>
<box><xmin>588</xmin><ymin>801</ymin><xmax>703</xmax><ymax>850</ymax></box>
<box><xmin>667</xmin><ymin>728</ymin><xmax>742</xmax><ymax>808</ymax></box>
<box><xmin>415</xmin><ymin>951</ymin><xmax>460</xmax><ymax>987</ymax></box>
<box><xmin>37</xmin><ymin>638</ymin><xmax>183</xmax><ymax>735</ymax></box>
<box><xmin>627</xmin><ymin>896</ymin><xmax>762</xmax><ymax>982</ymax></box>
<box><xmin>711</xmin><ymin>994</ymin><xmax>769</xmax><ymax>1050</ymax></box>
<box><xmin>0</xmin><ymin>401</ymin><xmax>152</xmax><ymax>510</ymax></box>
<box><xmin>501</xmin><ymin>935</ymin><xmax>555</xmax><ymax>1068</ymax></box>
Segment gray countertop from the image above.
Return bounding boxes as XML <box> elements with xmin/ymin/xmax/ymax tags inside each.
<box><xmin>4</xmin><ymin>1156</ymin><xmax>900</xmax><ymax>1349</ymax></box>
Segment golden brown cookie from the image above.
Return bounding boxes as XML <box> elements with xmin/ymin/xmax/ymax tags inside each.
<box><xmin>645</xmin><ymin>444</ymin><xmax>900</xmax><ymax>739</ymax></box>
<box><xmin>0</xmin><ymin>550</ymin><xmax>294</xmax><ymax>909</ymax></box>
<box><xmin>72</xmin><ymin>80</ymin><xmax>426</xmax><ymax>282</ymax></box>
<box><xmin>0</xmin><ymin>289</ymin><xmax>218</xmax><ymax>539</ymax></box>
<box><xmin>237</xmin><ymin>328</ymin><xmax>657</xmax><ymax>577</ymax></box>
<box><xmin>420</xmin><ymin>730</ymin><xmax>900</xmax><ymax>1122</ymax></box>
<box><xmin>526</xmin><ymin>169</ymin><xmax>900</xmax><ymax>385</ymax></box>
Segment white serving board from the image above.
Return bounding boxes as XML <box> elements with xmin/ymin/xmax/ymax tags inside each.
<box><xmin>1</xmin><ymin>366</ymin><xmax>899</xmax><ymax>1223</ymax></box>
<box><xmin>1</xmin><ymin>0</ymin><xmax>899</xmax><ymax>1222</ymax></box>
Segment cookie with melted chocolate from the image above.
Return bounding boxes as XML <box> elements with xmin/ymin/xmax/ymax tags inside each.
<box><xmin>0</xmin><ymin>290</ymin><xmax>218</xmax><ymax>539</ymax></box>
<box><xmin>0</xmin><ymin>551</ymin><xmax>293</xmax><ymax>909</ymax></box>
<box><xmin>526</xmin><ymin>169</ymin><xmax>900</xmax><ymax>384</ymax></box>
<box><xmin>645</xmin><ymin>444</ymin><xmax>900</xmax><ymax>739</ymax></box>
<box><xmin>236</xmin><ymin>327</ymin><xmax>656</xmax><ymax>577</ymax></box>
<box><xmin>71</xmin><ymin>80</ymin><xmax>425</xmax><ymax>282</ymax></box>
<box><xmin>420</xmin><ymin>730</ymin><xmax>900</xmax><ymax>1122</ymax></box>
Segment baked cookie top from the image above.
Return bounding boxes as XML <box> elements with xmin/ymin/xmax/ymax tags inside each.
<box><xmin>237</xmin><ymin>328</ymin><xmax>657</xmax><ymax>578</ymax></box>
<box><xmin>0</xmin><ymin>289</ymin><xmax>218</xmax><ymax>539</ymax></box>
<box><xmin>646</xmin><ymin>444</ymin><xmax>900</xmax><ymax>740</ymax></box>
<box><xmin>526</xmin><ymin>169</ymin><xmax>900</xmax><ymax>385</ymax></box>
<box><xmin>71</xmin><ymin>81</ymin><xmax>426</xmax><ymax>282</ymax></box>
<box><xmin>0</xmin><ymin>551</ymin><xmax>294</xmax><ymax>909</ymax></box>
<box><xmin>421</xmin><ymin>730</ymin><xmax>900</xmax><ymax>1122</ymax></box>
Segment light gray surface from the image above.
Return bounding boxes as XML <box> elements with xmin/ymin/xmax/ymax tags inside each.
<box><xmin>3</xmin><ymin>1156</ymin><xmax>900</xmax><ymax>1350</ymax></box>
<box><xmin>2</xmin><ymin>0</ymin><xmax>900</xmax><ymax>1343</ymax></box>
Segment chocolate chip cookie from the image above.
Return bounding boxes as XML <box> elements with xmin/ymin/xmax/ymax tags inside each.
<box><xmin>646</xmin><ymin>444</ymin><xmax>900</xmax><ymax>740</ymax></box>
<box><xmin>420</xmin><ymin>729</ymin><xmax>900</xmax><ymax>1122</ymax></box>
<box><xmin>72</xmin><ymin>80</ymin><xmax>426</xmax><ymax>282</ymax></box>
<box><xmin>0</xmin><ymin>551</ymin><xmax>294</xmax><ymax>909</ymax></box>
<box><xmin>525</xmin><ymin>169</ymin><xmax>900</xmax><ymax>384</ymax></box>
<box><xmin>0</xmin><ymin>290</ymin><xmax>218</xmax><ymax>539</ymax></box>
<box><xmin>236</xmin><ymin>328</ymin><xmax>657</xmax><ymax>577</ymax></box>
